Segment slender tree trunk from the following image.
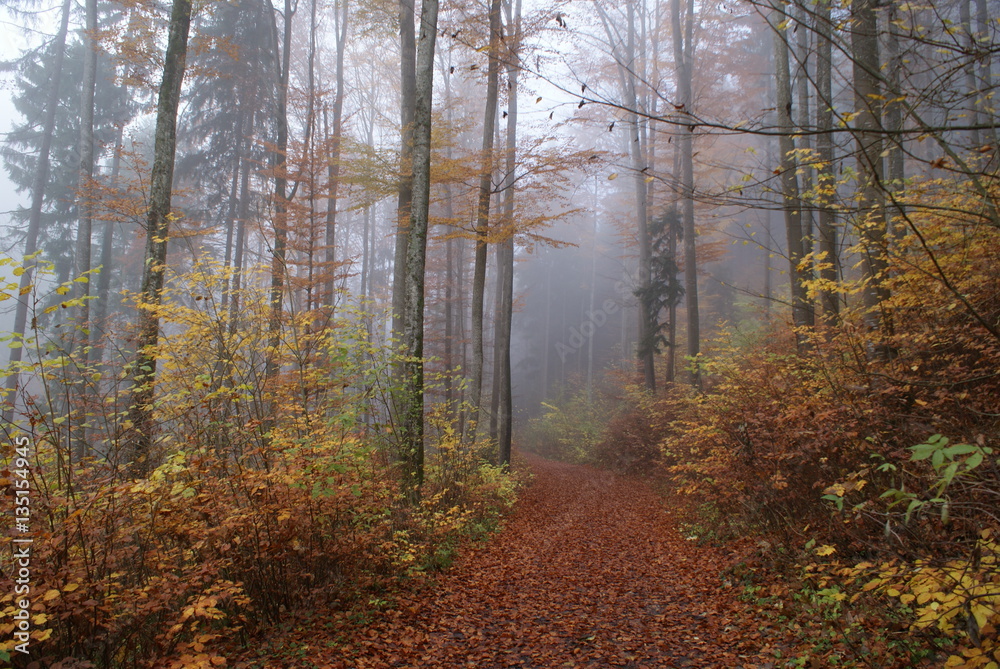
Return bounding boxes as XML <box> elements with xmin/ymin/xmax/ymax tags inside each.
<box><xmin>794</xmin><ymin>0</ymin><xmax>813</xmax><ymax>255</ymax></box>
<box><xmin>672</xmin><ymin>0</ymin><xmax>699</xmax><ymax>386</ymax></box>
<box><xmin>627</xmin><ymin>0</ymin><xmax>654</xmax><ymax>392</ymax></box>
<box><xmin>221</xmin><ymin>149</ymin><xmax>241</xmax><ymax>311</ymax></box>
<box><xmin>229</xmin><ymin>108</ymin><xmax>254</xmax><ymax>338</ymax></box>
<box><xmin>772</xmin><ymin>0</ymin><xmax>814</xmax><ymax>349</ymax></box>
<box><xmin>126</xmin><ymin>0</ymin><xmax>193</xmax><ymax>472</ymax></box>
<box><xmin>3</xmin><ymin>0</ymin><xmax>73</xmax><ymax>422</ymax></box>
<box><xmin>961</xmin><ymin>0</ymin><xmax>982</xmax><ymax>150</ymax></box>
<box><xmin>399</xmin><ymin>0</ymin><xmax>440</xmax><ymax>493</ymax></box>
<box><xmin>851</xmin><ymin>0</ymin><xmax>890</xmax><ymax>350</ymax></box>
<box><xmin>392</xmin><ymin>0</ymin><xmax>417</xmax><ymax>340</ymax></box>
<box><xmin>497</xmin><ymin>6</ymin><xmax>519</xmax><ymax>465</ymax></box>
<box><xmin>468</xmin><ymin>0</ymin><xmax>504</xmax><ymax>436</ymax></box>
<box><xmin>74</xmin><ymin>0</ymin><xmax>98</xmax><ymax>334</ymax></box>
<box><xmin>267</xmin><ymin>0</ymin><xmax>294</xmax><ymax>379</ymax></box>
<box><xmin>89</xmin><ymin>123</ymin><xmax>125</xmax><ymax>366</ymax></box>
<box><xmin>325</xmin><ymin>0</ymin><xmax>349</xmax><ymax>307</ymax></box>
<box><xmin>975</xmin><ymin>0</ymin><xmax>997</xmax><ymax>152</ymax></box>
<box><xmin>70</xmin><ymin>0</ymin><xmax>99</xmax><ymax>459</ymax></box>
<box><xmin>815</xmin><ymin>0</ymin><xmax>839</xmax><ymax>322</ymax></box>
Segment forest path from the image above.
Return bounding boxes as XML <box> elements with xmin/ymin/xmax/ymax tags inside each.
<box><xmin>325</xmin><ymin>454</ymin><xmax>766</xmax><ymax>668</ymax></box>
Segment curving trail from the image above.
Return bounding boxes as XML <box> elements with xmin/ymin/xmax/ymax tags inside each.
<box><xmin>327</xmin><ymin>455</ymin><xmax>766</xmax><ymax>668</ymax></box>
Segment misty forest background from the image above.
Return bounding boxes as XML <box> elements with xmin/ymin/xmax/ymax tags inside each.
<box><xmin>1</xmin><ymin>0</ymin><xmax>999</xmax><ymax>665</ymax></box>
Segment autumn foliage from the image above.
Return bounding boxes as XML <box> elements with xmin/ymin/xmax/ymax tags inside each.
<box><xmin>0</xmin><ymin>261</ymin><xmax>517</xmax><ymax>667</ymax></box>
<box><xmin>531</xmin><ymin>171</ymin><xmax>1000</xmax><ymax>668</ymax></box>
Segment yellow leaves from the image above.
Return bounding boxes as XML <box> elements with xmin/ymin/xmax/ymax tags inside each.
<box><xmin>43</xmin><ymin>589</ymin><xmax>61</xmax><ymax>602</ymax></box>
<box><xmin>181</xmin><ymin>595</ymin><xmax>224</xmax><ymax>622</ymax></box>
<box><xmin>815</xmin><ymin>545</ymin><xmax>837</xmax><ymax>557</ymax></box>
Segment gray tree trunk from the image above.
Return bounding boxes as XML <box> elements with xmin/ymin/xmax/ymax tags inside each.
<box><xmin>325</xmin><ymin>0</ymin><xmax>349</xmax><ymax>307</ymax></box>
<box><xmin>468</xmin><ymin>0</ymin><xmax>504</xmax><ymax>436</ymax></box>
<box><xmin>71</xmin><ymin>0</ymin><xmax>99</xmax><ymax>459</ymax></box>
<box><xmin>126</xmin><ymin>0</ymin><xmax>193</xmax><ymax>472</ymax></box>
<box><xmin>772</xmin><ymin>0</ymin><xmax>814</xmax><ymax>349</ymax></box>
<box><xmin>399</xmin><ymin>0</ymin><xmax>440</xmax><ymax>494</ymax></box>
<box><xmin>266</xmin><ymin>0</ymin><xmax>294</xmax><ymax>380</ymax></box>
<box><xmin>392</xmin><ymin>0</ymin><xmax>417</xmax><ymax>340</ymax></box>
<box><xmin>497</xmin><ymin>0</ymin><xmax>519</xmax><ymax>464</ymax></box>
<box><xmin>815</xmin><ymin>0</ymin><xmax>839</xmax><ymax>322</ymax></box>
<box><xmin>851</xmin><ymin>0</ymin><xmax>890</xmax><ymax>349</ymax></box>
<box><xmin>672</xmin><ymin>0</ymin><xmax>699</xmax><ymax>385</ymax></box>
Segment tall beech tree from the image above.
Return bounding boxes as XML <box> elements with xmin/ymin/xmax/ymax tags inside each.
<box><xmin>468</xmin><ymin>0</ymin><xmax>504</xmax><ymax>433</ymax></box>
<box><xmin>850</xmin><ymin>0</ymin><xmax>890</xmax><ymax>352</ymax></box>
<box><xmin>671</xmin><ymin>0</ymin><xmax>699</xmax><ymax>385</ymax></box>
<box><xmin>392</xmin><ymin>0</ymin><xmax>417</xmax><ymax>341</ymax></box>
<box><xmin>770</xmin><ymin>0</ymin><xmax>814</xmax><ymax>350</ymax></box>
<box><xmin>126</xmin><ymin>0</ymin><xmax>193</xmax><ymax>471</ymax></box>
<box><xmin>399</xmin><ymin>0</ymin><xmax>440</xmax><ymax>492</ymax></box>
<box><xmin>495</xmin><ymin>0</ymin><xmax>522</xmax><ymax>466</ymax></box>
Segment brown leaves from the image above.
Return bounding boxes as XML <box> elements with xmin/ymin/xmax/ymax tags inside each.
<box><xmin>286</xmin><ymin>456</ymin><xmax>769</xmax><ymax>668</ymax></box>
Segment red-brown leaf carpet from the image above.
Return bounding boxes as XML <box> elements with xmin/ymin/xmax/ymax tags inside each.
<box><xmin>294</xmin><ymin>454</ymin><xmax>768</xmax><ymax>669</ymax></box>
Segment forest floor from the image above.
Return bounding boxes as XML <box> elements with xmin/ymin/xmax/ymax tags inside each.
<box><xmin>239</xmin><ymin>454</ymin><xmax>776</xmax><ymax>668</ymax></box>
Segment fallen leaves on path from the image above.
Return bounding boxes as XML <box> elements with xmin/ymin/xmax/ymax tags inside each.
<box><xmin>267</xmin><ymin>455</ymin><xmax>772</xmax><ymax>668</ymax></box>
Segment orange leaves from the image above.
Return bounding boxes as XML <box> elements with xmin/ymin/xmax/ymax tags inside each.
<box><xmin>261</xmin><ymin>455</ymin><xmax>771</xmax><ymax>668</ymax></box>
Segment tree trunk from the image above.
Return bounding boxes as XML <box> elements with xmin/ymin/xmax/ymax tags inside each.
<box><xmin>71</xmin><ymin>0</ymin><xmax>99</xmax><ymax>459</ymax></box>
<box><xmin>126</xmin><ymin>0</ymin><xmax>193</xmax><ymax>473</ymax></box>
<box><xmin>815</xmin><ymin>0</ymin><xmax>839</xmax><ymax>323</ymax></box>
<box><xmin>266</xmin><ymin>0</ymin><xmax>294</xmax><ymax>379</ymax></box>
<box><xmin>3</xmin><ymin>0</ymin><xmax>72</xmax><ymax>423</ymax></box>
<box><xmin>497</xmin><ymin>0</ymin><xmax>519</xmax><ymax>464</ymax></box>
<box><xmin>961</xmin><ymin>0</ymin><xmax>982</xmax><ymax>151</ymax></box>
<box><xmin>975</xmin><ymin>0</ymin><xmax>997</xmax><ymax>152</ymax></box>
<box><xmin>772</xmin><ymin>0</ymin><xmax>814</xmax><ymax>350</ymax></box>
<box><xmin>399</xmin><ymin>0</ymin><xmax>440</xmax><ymax>494</ymax></box>
<box><xmin>672</xmin><ymin>0</ymin><xmax>699</xmax><ymax>386</ymax></box>
<box><xmin>627</xmin><ymin>0</ymin><xmax>654</xmax><ymax>392</ymax></box>
<box><xmin>794</xmin><ymin>0</ymin><xmax>813</xmax><ymax>256</ymax></box>
<box><xmin>392</xmin><ymin>0</ymin><xmax>417</xmax><ymax>340</ymax></box>
<box><xmin>89</xmin><ymin>123</ymin><xmax>125</xmax><ymax>366</ymax></box>
<box><xmin>325</xmin><ymin>0</ymin><xmax>349</xmax><ymax>307</ymax></box>
<box><xmin>851</xmin><ymin>0</ymin><xmax>890</xmax><ymax>351</ymax></box>
<box><xmin>468</xmin><ymin>0</ymin><xmax>504</xmax><ymax>436</ymax></box>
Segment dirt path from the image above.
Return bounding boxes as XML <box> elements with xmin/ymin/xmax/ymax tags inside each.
<box><xmin>328</xmin><ymin>456</ymin><xmax>765</xmax><ymax>668</ymax></box>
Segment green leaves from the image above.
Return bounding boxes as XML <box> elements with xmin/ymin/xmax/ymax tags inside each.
<box><xmin>881</xmin><ymin>435</ymin><xmax>994</xmax><ymax>525</ymax></box>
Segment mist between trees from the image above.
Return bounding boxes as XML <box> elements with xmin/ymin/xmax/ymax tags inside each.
<box><xmin>0</xmin><ymin>0</ymin><xmax>997</xmax><ymax>664</ymax></box>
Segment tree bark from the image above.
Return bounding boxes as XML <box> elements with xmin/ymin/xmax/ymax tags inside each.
<box><xmin>672</xmin><ymin>0</ymin><xmax>699</xmax><ymax>386</ymax></box>
<box><xmin>126</xmin><ymin>0</ymin><xmax>193</xmax><ymax>472</ymax></box>
<box><xmin>325</xmin><ymin>0</ymin><xmax>349</xmax><ymax>307</ymax></box>
<box><xmin>399</xmin><ymin>0</ymin><xmax>440</xmax><ymax>494</ymax></box>
<box><xmin>392</xmin><ymin>0</ymin><xmax>417</xmax><ymax>340</ymax></box>
<box><xmin>851</xmin><ymin>0</ymin><xmax>890</xmax><ymax>350</ymax></box>
<box><xmin>71</xmin><ymin>0</ymin><xmax>99</xmax><ymax>459</ymax></box>
<box><xmin>468</xmin><ymin>0</ymin><xmax>504</xmax><ymax>436</ymax></box>
<box><xmin>496</xmin><ymin>0</ymin><xmax>519</xmax><ymax>464</ymax></box>
<box><xmin>772</xmin><ymin>0</ymin><xmax>814</xmax><ymax>350</ymax></box>
<box><xmin>266</xmin><ymin>0</ymin><xmax>294</xmax><ymax>379</ymax></box>
<box><xmin>815</xmin><ymin>0</ymin><xmax>839</xmax><ymax>323</ymax></box>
